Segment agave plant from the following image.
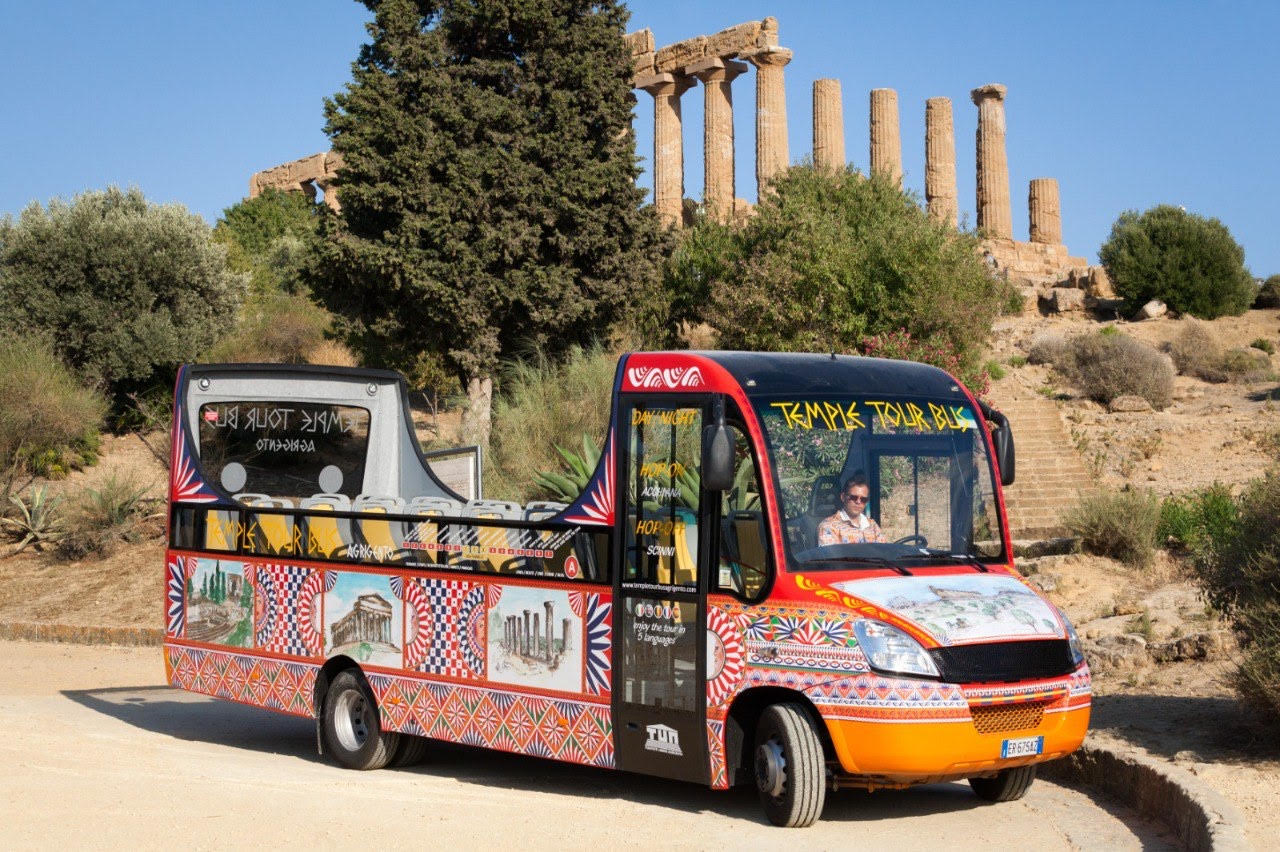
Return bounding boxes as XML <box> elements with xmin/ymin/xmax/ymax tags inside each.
<box><xmin>533</xmin><ymin>433</ymin><xmax>602</xmax><ymax>502</ymax></box>
<box><xmin>2</xmin><ymin>485</ymin><xmax>65</xmax><ymax>554</ymax></box>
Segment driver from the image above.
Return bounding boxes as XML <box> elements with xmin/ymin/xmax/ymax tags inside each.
<box><xmin>818</xmin><ymin>474</ymin><xmax>886</xmax><ymax>545</ymax></box>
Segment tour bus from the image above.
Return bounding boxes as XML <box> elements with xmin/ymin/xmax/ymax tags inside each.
<box><xmin>163</xmin><ymin>352</ymin><xmax>1090</xmax><ymax>827</ymax></box>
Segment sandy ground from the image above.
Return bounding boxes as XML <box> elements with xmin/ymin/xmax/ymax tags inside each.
<box><xmin>0</xmin><ymin>641</ymin><xmax>1172</xmax><ymax>850</ymax></box>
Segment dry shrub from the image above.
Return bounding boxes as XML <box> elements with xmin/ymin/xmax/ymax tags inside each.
<box><xmin>205</xmin><ymin>292</ymin><xmax>331</xmax><ymax>364</ymax></box>
<box><xmin>1067</xmin><ymin>488</ymin><xmax>1161</xmax><ymax>568</ymax></box>
<box><xmin>1167</xmin><ymin>320</ymin><xmax>1273</xmax><ymax>382</ymax></box>
<box><xmin>1027</xmin><ymin>333</ymin><xmax>1070</xmax><ymax>366</ymax></box>
<box><xmin>58</xmin><ymin>472</ymin><xmax>153</xmax><ymax>558</ymax></box>
<box><xmin>306</xmin><ymin>339</ymin><xmax>358</xmax><ymax>367</ymax></box>
<box><xmin>1064</xmin><ymin>333</ymin><xmax>1174</xmax><ymax>409</ymax></box>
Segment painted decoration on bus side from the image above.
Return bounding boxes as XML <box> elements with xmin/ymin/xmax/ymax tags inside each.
<box><xmin>832</xmin><ymin>574</ymin><xmax>1066</xmax><ymax>646</ymax></box>
<box><xmin>170</xmin><ymin>416</ymin><xmax>219</xmax><ymax>504</ymax></box>
<box><xmin>716</xmin><ymin>601</ymin><xmax>871</xmax><ymax>677</ymax></box>
<box><xmin>325</xmin><ymin>571</ymin><xmax>403</xmax><ymax>668</ymax></box>
<box><xmin>624</xmin><ymin>365</ymin><xmax>705</xmax><ymax>390</ymax></box>
<box><xmin>185</xmin><ymin>558</ymin><xmax>253</xmax><ymax>647</ymax></box>
<box><xmin>167</xmin><ymin>644</ymin><xmax>317</xmax><ymax>716</ymax></box>
<box><xmin>564</xmin><ymin>429</ymin><xmax>615</xmax><ymax>526</ymax></box>
<box><xmin>705</xmin><ymin>606</ymin><xmax>745</xmax><ymax>707</ymax></box>
<box><xmin>486</xmin><ymin>585</ymin><xmax>584</xmax><ymax>694</ymax></box>
<box><xmin>254</xmin><ymin>563</ymin><xmax>328</xmax><ymax>658</ymax></box>
<box><xmin>582</xmin><ymin>593</ymin><xmax>611</xmax><ymax>696</ymax></box>
<box><xmin>366</xmin><ymin>674</ymin><xmax>614</xmax><ymax>768</ymax></box>
<box><xmin>166</xmin><ymin>555</ymin><xmax>194</xmax><ymax>638</ymax></box>
<box><xmin>706</xmin><ymin>719</ymin><xmax>727</xmax><ymax>789</ymax></box>
<box><xmin>394</xmin><ymin>577</ymin><xmax>486</xmax><ymax>680</ymax></box>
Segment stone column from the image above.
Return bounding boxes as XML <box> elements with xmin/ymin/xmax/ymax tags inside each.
<box><xmin>869</xmin><ymin>88</ymin><xmax>902</xmax><ymax>184</ymax></box>
<box><xmin>971</xmin><ymin>83</ymin><xmax>1012</xmax><ymax>240</ymax></box>
<box><xmin>532</xmin><ymin>613</ymin><xmax>540</xmax><ymax>656</ymax></box>
<box><xmin>522</xmin><ymin>610</ymin><xmax>531</xmax><ymax>656</ymax></box>
<box><xmin>812</xmin><ymin>78</ymin><xmax>845</xmax><ymax>172</ymax></box>
<box><xmin>1029</xmin><ymin>178</ymin><xmax>1062</xmax><ymax>244</ymax></box>
<box><xmin>925</xmin><ymin>97</ymin><xmax>958</xmax><ymax>227</ymax></box>
<box><xmin>637</xmin><ymin>71</ymin><xmax>694</xmax><ymax>228</ymax></box>
<box><xmin>743</xmin><ymin>44</ymin><xmax>793</xmax><ymax>195</ymax></box>
<box><xmin>689</xmin><ymin>57</ymin><xmax>748</xmax><ymax>222</ymax></box>
<box><xmin>562</xmin><ymin>618</ymin><xmax>572</xmax><ymax>652</ymax></box>
<box><xmin>543</xmin><ymin>601</ymin><xmax>554</xmax><ymax>662</ymax></box>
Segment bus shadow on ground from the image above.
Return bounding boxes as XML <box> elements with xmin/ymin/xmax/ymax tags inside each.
<box><xmin>63</xmin><ymin>684</ymin><xmax>994</xmax><ymax>823</ymax></box>
<box><xmin>1089</xmin><ymin>693</ymin><xmax>1280</xmax><ymax>764</ymax></box>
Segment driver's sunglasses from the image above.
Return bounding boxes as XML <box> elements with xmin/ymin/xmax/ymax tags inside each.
<box><xmin>843</xmin><ymin>494</ymin><xmax>869</xmax><ymax>504</ymax></box>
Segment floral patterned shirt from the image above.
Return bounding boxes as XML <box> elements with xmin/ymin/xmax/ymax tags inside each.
<box><xmin>817</xmin><ymin>509</ymin><xmax>886</xmax><ymax>545</ymax></box>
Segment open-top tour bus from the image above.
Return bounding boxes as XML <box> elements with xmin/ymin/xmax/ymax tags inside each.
<box><xmin>164</xmin><ymin>352</ymin><xmax>1089</xmax><ymax>827</ymax></box>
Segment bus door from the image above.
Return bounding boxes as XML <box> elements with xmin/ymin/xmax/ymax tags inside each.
<box><xmin>613</xmin><ymin>396</ymin><xmax>710</xmax><ymax>783</ymax></box>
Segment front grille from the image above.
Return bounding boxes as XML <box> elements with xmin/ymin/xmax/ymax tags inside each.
<box><xmin>929</xmin><ymin>639</ymin><xmax>1075</xmax><ymax>684</ymax></box>
<box><xmin>971</xmin><ymin>702</ymin><xmax>1046</xmax><ymax>734</ymax></box>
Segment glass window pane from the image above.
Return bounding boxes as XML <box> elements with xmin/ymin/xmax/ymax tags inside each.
<box><xmin>625</xmin><ymin>405</ymin><xmax>702</xmax><ymax>588</ymax></box>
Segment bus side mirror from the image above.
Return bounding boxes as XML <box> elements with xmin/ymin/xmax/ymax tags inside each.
<box><xmin>702</xmin><ymin>424</ymin><xmax>735</xmax><ymax>491</ymax></box>
<box><xmin>992</xmin><ymin>421</ymin><xmax>1015</xmax><ymax>486</ymax></box>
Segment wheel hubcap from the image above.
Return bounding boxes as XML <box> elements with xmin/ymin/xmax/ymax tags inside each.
<box><xmin>333</xmin><ymin>689</ymin><xmax>370</xmax><ymax>752</ymax></box>
<box><xmin>755</xmin><ymin>736</ymin><xmax>787</xmax><ymax>799</ymax></box>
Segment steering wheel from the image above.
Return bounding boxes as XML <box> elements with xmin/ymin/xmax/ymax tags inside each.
<box><xmin>892</xmin><ymin>534</ymin><xmax>928</xmax><ymax>548</ymax></box>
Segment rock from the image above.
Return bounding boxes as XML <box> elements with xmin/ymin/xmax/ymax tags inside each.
<box><xmin>1013</xmin><ymin>537</ymin><xmax>1080</xmax><ymax>558</ymax></box>
<box><xmin>1085</xmin><ymin>634</ymin><xmax>1149</xmax><ymax>669</ymax></box>
<box><xmin>1047</xmin><ymin>288</ymin><xmax>1086</xmax><ymax>313</ymax></box>
<box><xmin>1137</xmin><ymin>299</ymin><xmax>1167</xmax><ymax>320</ymax></box>
<box><xmin>1149</xmin><ymin>631</ymin><xmax>1228</xmax><ymax>663</ymax></box>
<box><xmin>1087</xmin><ymin>266</ymin><xmax>1116</xmax><ymax>298</ymax></box>
<box><xmin>1028</xmin><ymin>571</ymin><xmax>1060</xmax><ymax>594</ymax></box>
<box><xmin>1112</xmin><ymin>602</ymin><xmax>1144</xmax><ymax>616</ymax></box>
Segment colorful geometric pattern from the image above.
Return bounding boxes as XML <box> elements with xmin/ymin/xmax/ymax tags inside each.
<box><xmin>706</xmin><ymin>719</ymin><xmax>728</xmax><ymax>789</ymax></box>
<box><xmin>165</xmin><ymin>555</ymin><xmax>190</xmax><ymax>637</ymax></box>
<box><xmin>170</xmin><ymin>416</ymin><xmax>219</xmax><ymax>504</ymax></box>
<box><xmin>409</xmin><ymin>578</ymin><xmax>484</xmax><ymax>680</ymax></box>
<box><xmin>584</xmin><ymin>594</ymin><xmax>611</xmax><ymax>696</ymax></box>
<box><xmin>255</xmin><ymin>563</ymin><xmax>326</xmax><ymax>658</ymax></box>
<box><xmin>366</xmin><ymin>673</ymin><xmax>614</xmax><ymax>769</ymax></box>
<box><xmin>705</xmin><ymin>606</ymin><xmax>744</xmax><ymax>708</ymax></box>
<box><xmin>165</xmin><ymin>643</ymin><xmax>318</xmax><ymax>717</ymax></box>
<box><xmin>717</xmin><ymin>601</ymin><xmax>872</xmax><ymax>680</ymax></box>
<box><xmin>252</xmin><ymin>565</ymin><xmax>276</xmax><ymax>648</ymax></box>
<box><xmin>391</xmin><ymin>576</ymin><xmax>434</xmax><ymax>669</ymax></box>
<box><xmin>802</xmin><ymin>675</ymin><xmax>969</xmax><ymax>722</ymax></box>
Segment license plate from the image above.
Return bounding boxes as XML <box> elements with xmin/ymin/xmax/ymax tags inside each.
<box><xmin>1000</xmin><ymin>736</ymin><xmax>1044</xmax><ymax>759</ymax></box>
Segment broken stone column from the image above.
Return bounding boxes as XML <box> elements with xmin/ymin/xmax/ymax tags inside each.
<box><xmin>544</xmin><ymin>601</ymin><xmax>554</xmax><ymax>662</ymax></box>
<box><xmin>689</xmin><ymin>57</ymin><xmax>748</xmax><ymax>222</ymax></box>
<box><xmin>869</xmin><ymin>88</ymin><xmax>902</xmax><ymax>184</ymax></box>
<box><xmin>812</xmin><ymin>78</ymin><xmax>845</xmax><ymax>172</ymax></box>
<box><xmin>1029</xmin><ymin>178</ymin><xmax>1062</xmax><ymax>244</ymax></box>
<box><xmin>971</xmin><ymin>83</ymin><xmax>1012</xmax><ymax>239</ymax></box>
<box><xmin>637</xmin><ymin>71</ymin><xmax>695</xmax><ymax>228</ymax></box>
<box><xmin>743</xmin><ymin>28</ymin><xmax>792</xmax><ymax>196</ymax></box>
<box><xmin>925</xmin><ymin>97</ymin><xmax>958</xmax><ymax>227</ymax></box>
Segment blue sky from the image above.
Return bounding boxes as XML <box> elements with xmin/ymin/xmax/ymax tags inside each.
<box><xmin>2</xmin><ymin>1</ymin><xmax>1277</xmax><ymax>274</ymax></box>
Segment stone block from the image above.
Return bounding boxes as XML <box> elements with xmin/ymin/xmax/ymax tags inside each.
<box><xmin>1149</xmin><ymin>631</ymin><xmax>1227</xmax><ymax>663</ymax></box>
<box><xmin>705</xmin><ymin>20</ymin><xmax>761</xmax><ymax>57</ymax></box>
<box><xmin>624</xmin><ymin>28</ymin><xmax>654</xmax><ymax>55</ymax></box>
<box><xmin>1138</xmin><ymin>299</ymin><xmax>1168</xmax><ymax>320</ymax></box>
<box><xmin>1048</xmin><ymin>288</ymin><xmax>1085</xmax><ymax>313</ymax></box>
<box><xmin>1087</xmin><ymin>266</ymin><xmax>1116</xmax><ymax>298</ymax></box>
<box><xmin>631</xmin><ymin>51</ymin><xmax>655</xmax><ymax>77</ymax></box>
<box><xmin>757</xmin><ymin>16</ymin><xmax>779</xmax><ymax>47</ymax></box>
<box><xmin>1108</xmin><ymin>395</ymin><xmax>1153</xmax><ymax>413</ymax></box>
<box><xmin>655</xmin><ymin>35</ymin><xmax>707</xmax><ymax>73</ymax></box>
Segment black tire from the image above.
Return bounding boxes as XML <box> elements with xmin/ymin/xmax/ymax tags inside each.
<box><xmin>753</xmin><ymin>703</ymin><xmax>827</xmax><ymax>827</ymax></box>
<box><xmin>391</xmin><ymin>734</ymin><xmax>430</xmax><ymax>767</ymax></box>
<box><xmin>320</xmin><ymin>669</ymin><xmax>400</xmax><ymax>770</ymax></box>
<box><xmin>969</xmin><ymin>764</ymin><xmax>1037</xmax><ymax>802</ymax></box>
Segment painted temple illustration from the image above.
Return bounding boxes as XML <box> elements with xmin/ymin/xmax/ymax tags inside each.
<box><xmin>330</xmin><ymin>592</ymin><xmax>400</xmax><ymax>655</ymax></box>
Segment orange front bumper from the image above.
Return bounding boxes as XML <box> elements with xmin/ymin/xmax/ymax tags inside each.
<box><xmin>825</xmin><ymin>703</ymin><xmax>1090</xmax><ymax>781</ymax></box>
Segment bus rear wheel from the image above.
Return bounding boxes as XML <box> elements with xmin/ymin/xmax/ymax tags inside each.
<box><xmin>969</xmin><ymin>765</ymin><xmax>1037</xmax><ymax>802</ymax></box>
<box><xmin>321</xmin><ymin>669</ymin><xmax>400</xmax><ymax>770</ymax></box>
<box><xmin>753</xmin><ymin>703</ymin><xmax>826</xmax><ymax>827</ymax></box>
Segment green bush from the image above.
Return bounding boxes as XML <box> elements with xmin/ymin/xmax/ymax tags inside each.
<box><xmin>1252</xmin><ymin>338</ymin><xmax>1276</xmax><ymax>355</ymax></box>
<box><xmin>1256</xmin><ymin>275</ymin><xmax>1280</xmax><ymax>309</ymax></box>
<box><xmin>204</xmin><ymin>292</ymin><xmax>333</xmax><ymax>365</ymax></box>
<box><xmin>0</xmin><ymin>335</ymin><xmax>106</xmax><ymax>494</ymax></box>
<box><xmin>663</xmin><ymin>167</ymin><xmax>1014</xmax><ymax>391</ymax></box>
<box><xmin>1168</xmin><ymin>320</ymin><xmax>1272</xmax><ymax>382</ymax></box>
<box><xmin>58</xmin><ymin>472</ymin><xmax>152</xmax><ymax>559</ymax></box>
<box><xmin>0</xmin><ymin>187</ymin><xmax>246</xmax><ymax>404</ymax></box>
<box><xmin>1191</xmin><ymin>469</ymin><xmax>1280</xmax><ymax>722</ymax></box>
<box><xmin>1066</xmin><ymin>488</ymin><xmax>1161</xmax><ymax>567</ymax></box>
<box><xmin>485</xmin><ymin>346</ymin><xmax>616</xmax><ymax>503</ymax></box>
<box><xmin>1099</xmin><ymin>204</ymin><xmax>1254</xmax><ymax>319</ymax></box>
<box><xmin>1158</xmin><ymin>483</ymin><xmax>1238</xmax><ymax>552</ymax></box>
<box><xmin>1060</xmin><ymin>332</ymin><xmax>1174</xmax><ymax>409</ymax></box>
<box><xmin>213</xmin><ymin>189</ymin><xmax>322</xmax><ymax>298</ymax></box>
<box><xmin>1027</xmin><ymin>333</ymin><xmax>1070</xmax><ymax>367</ymax></box>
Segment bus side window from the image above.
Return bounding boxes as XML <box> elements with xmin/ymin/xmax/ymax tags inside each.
<box><xmin>717</xmin><ymin>424</ymin><xmax>769</xmax><ymax>600</ymax></box>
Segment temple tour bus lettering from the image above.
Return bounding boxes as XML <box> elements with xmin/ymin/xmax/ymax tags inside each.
<box><xmin>165</xmin><ymin>353</ymin><xmax>1088</xmax><ymax>829</ymax></box>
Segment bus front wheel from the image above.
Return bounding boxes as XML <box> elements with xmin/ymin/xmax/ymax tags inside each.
<box><xmin>753</xmin><ymin>703</ymin><xmax>826</xmax><ymax>827</ymax></box>
<box><xmin>321</xmin><ymin>669</ymin><xmax>401</xmax><ymax>770</ymax></box>
<box><xmin>969</xmin><ymin>765</ymin><xmax>1037</xmax><ymax>802</ymax></box>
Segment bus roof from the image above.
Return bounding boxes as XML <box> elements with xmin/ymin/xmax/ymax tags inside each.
<box><xmin>679</xmin><ymin>351</ymin><xmax>969</xmax><ymax>399</ymax></box>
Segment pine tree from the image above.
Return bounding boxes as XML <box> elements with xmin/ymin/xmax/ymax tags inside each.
<box><xmin>312</xmin><ymin>0</ymin><xmax>662</xmax><ymax>446</ymax></box>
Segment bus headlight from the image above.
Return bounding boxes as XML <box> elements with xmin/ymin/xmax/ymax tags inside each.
<box><xmin>853</xmin><ymin>620</ymin><xmax>940</xmax><ymax>678</ymax></box>
<box><xmin>1061</xmin><ymin>612</ymin><xmax>1086</xmax><ymax>667</ymax></box>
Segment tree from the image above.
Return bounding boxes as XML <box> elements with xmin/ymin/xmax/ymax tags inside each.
<box><xmin>664</xmin><ymin>167</ymin><xmax>1012</xmax><ymax>389</ymax></box>
<box><xmin>214</xmin><ymin>188</ymin><xmax>323</xmax><ymax>297</ymax></box>
<box><xmin>0</xmin><ymin>187</ymin><xmax>246</xmax><ymax>404</ymax></box>
<box><xmin>311</xmin><ymin>0</ymin><xmax>662</xmax><ymax>446</ymax></box>
<box><xmin>1099</xmin><ymin>204</ymin><xmax>1254</xmax><ymax>319</ymax></box>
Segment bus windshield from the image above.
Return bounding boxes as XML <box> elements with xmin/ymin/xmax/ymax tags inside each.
<box><xmin>753</xmin><ymin>395</ymin><xmax>1006</xmax><ymax>569</ymax></box>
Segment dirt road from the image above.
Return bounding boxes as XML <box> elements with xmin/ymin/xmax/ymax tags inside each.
<box><xmin>1</xmin><ymin>641</ymin><xmax>1173</xmax><ymax>850</ymax></box>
